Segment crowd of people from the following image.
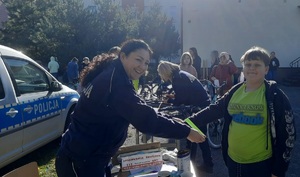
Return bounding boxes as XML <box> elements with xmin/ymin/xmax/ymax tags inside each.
<box><xmin>50</xmin><ymin>38</ymin><xmax>294</xmax><ymax>177</ymax></box>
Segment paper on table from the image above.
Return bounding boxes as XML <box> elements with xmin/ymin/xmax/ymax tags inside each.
<box><xmin>214</xmin><ymin>79</ymin><xmax>220</xmax><ymax>87</ymax></box>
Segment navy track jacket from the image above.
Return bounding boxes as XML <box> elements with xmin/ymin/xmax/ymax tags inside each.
<box><xmin>60</xmin><ymin>58</ymin><xmax>191</xmax><ymax>162</ymax></box>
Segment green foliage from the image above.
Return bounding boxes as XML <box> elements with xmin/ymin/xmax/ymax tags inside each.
<box><xmin>138</xmin><ymin>3</ymin><xmax>180</xmax><ymax>60</ymax></box>
<box><xmin>0</xmin><ymin>0</ymin><xmax>180</xmax><ymax>69</ymax></box>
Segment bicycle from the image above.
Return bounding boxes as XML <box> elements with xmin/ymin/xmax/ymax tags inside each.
<box><xmin>154</xmin><ymin>104</ymin><xmax>202</xmax><ymax>149</ymax></box>
<box><xmin>135</xmin><ymin>81</ymin><xmax>172</xmax><ymax>144</ymax></box>
<box><xmin>139</xmin><ymin>80</ymin><xmax>172</xmax><ymax>101</ymax></box>
<box><xmin>200</xmin><ymin>79</ymin><xmax>226</xmax><ymax>149</ymax></box>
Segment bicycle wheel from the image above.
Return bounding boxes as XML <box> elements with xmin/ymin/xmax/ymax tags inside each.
<box><xmin>140</xmin><ymin>84</ymin><xmax>152</xmax><ymax>100</ymax></box>
<box><xmin>206</xmin><ymin>118</ymin><xmax>224</xmax><ymax>149</ymax></box>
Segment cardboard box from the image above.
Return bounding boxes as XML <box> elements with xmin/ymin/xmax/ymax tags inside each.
<box><xmin>112</xmin><ymin>142</ymin><xmax>161</xmax><ymax>165</ymax></box>
<box><xmin>2</xmin><ymin>161</ymin><xmax>39</xmax><ymax>177</ymax></box>
<box><xmin>121</xmin><ymin>150</ymin><xmax>163</xmax><ymax>171</ymax></box>
<box><xmin>112</xmin><ymin>142</ymin><xmax>162</xmax><ymax>177</ymax></box>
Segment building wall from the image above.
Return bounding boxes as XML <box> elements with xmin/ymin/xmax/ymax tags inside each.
<box><xmin>182</xmin><ymin>0</ymin><xmax>300</xmax><ymax>67</ymax></box>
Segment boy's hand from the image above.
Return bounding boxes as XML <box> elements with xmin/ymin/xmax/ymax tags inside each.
<box><xmin>187</xmin><ymin>128</ymin><xmax>206</xmax><ymax>143</ymax></box>
<box><xmin>165</xmin><ymin>94</ymin><xmax>175</xmax><ymax>98</ymax></box>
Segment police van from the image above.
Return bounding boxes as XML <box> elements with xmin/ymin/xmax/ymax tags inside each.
<box><xmin>0</xmin><ymin>45</ymin><xmax>79</xmax><ymax>168</ymax></box>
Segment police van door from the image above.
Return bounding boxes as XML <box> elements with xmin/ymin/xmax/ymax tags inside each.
<box><xmin>3</xmin><ymin>57</ymin><xmax>62</xmax><ymax>152</ymax></box>
<box><xmin>0</xmin><ymin>59</ymin><xmax>23</xmax><ymax>167</ymax></box>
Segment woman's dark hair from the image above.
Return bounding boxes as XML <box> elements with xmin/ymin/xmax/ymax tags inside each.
<box><xmin>80</xmin><ymin>39</ymin><xmax>153</xmax><ymax>87</ymax></box>
<box><xmin>80</xmin><ymin>53</ymin><xmax>115</xmax><ymax>87</ymax></box>
<box><xmin>189</xmin><ymin>47</ymin><xmax>199</xmax><ymax>57</ymax></box>
<box><xmin>120</xmin><ymin>39</ymin><xmax>153</xmax><ymax>57</ymax></box>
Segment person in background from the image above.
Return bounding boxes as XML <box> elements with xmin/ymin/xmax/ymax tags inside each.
<box><xmin>48</xmin><ymin>56</ymin><xmax>60</xmax><ymax>79</ymax></box>
<box><xmin>55</xmin><ymin>39</ymin><xmax>206</xmax><ymax>177</ymax></box>
<box><xmin>266</xmin><ymin>51</ymin><xmax>280</xmax><ymax>81</ymax></box>
<box><xmin>77</xmin><ymin>57</ymin><xmax>90</xmax><ymax>93</ymax></box>
<box><xmin>210</xmin><ymin>52</ymin><xmax>238</xmax><ymax>96</ymax></box>
<box><xmin>157</xmin><ymin>61</ymin><xmax>214</xmax><ymax>174</ymax></box>
<box><xmin>207</xmin><ymin>50</ymin><xmax>220</xmax><ymax>99</ymax></box>
<box><xmin>189</xmin><ymin>47</ymin><xmax>202</xmax><ymax>79</ymax></box>
<box><xmin>187</xmin><ymin>46</ymin><xmax>295</xmax><ymax>177</ymax></box>
<box><xmin>179</xmin><ymin>52</ymin><xmax>198</xmax><ymax>78</ymax></box>
<box><xmin>108</xmin><ymin>46</ymin><xmax>121</xmax><ymax>57</ymax></box>
<box><xmin>80</xmin><ymin>57</ymin><xmax>90</xmax><ymax>72</ymax></box>
<box><xmin>67</xmin><ymin>57</ymin><xmax>79</xmax><ymax>89</ymax></box>
<box><xmin>210</xmin><ymin>50</ymin><xmax>219</xmax><ymax>71</ymax></box>
<box><xmin>229</xmin><ymin>55</ymin><xmax>240</xmax><ymax>85</ymax></box>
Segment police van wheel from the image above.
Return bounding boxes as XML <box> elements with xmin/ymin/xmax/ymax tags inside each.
<box><xmin>64</xmin><ymin>108</ymin><xmax>74</xmax><ymax>132</ymax></box>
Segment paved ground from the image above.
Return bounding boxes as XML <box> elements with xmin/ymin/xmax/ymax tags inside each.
<box><xmin>282</xmin><ymin>86</ymin><xmax>300</xmax><ymax>177</ymax></box>
<box><xmin>124</xmin><ymin>85</ymin><xmax>300</xmax><ymax>177</ymax></box>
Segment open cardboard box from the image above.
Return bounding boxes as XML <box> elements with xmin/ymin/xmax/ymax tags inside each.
<box><xmin>112</xmin><ymin>142</ymin><xmax>161</xmax><ymax>177</ymax></box>
<box><xmin>2</xmin><ymin>162</ymin><xmax>39</xmax><ymax>177</ymax></box>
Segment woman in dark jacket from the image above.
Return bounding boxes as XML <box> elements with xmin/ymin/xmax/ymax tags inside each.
<box><xmin>189</xmin><ymin>47</ymin><xmax>202</xmax><ymax>79</ymax></box>
<box><xmin>157</xmin><ymin>61</ymin><xmax>214</xmax><ymax>173</ymax></box>
<box><xmin>55</xmin><ymin>39</ymin><xmax>205</xmax><ymax>177</ymax></box>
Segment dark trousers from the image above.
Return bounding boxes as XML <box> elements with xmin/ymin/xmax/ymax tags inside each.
<box><xmin>227</xmin><ymin>156</ymin><xmax>273</xmax><ymax>177</ymax></box>
<box><xmin>266</xmin><ymin>70</ymin><xmax>277</xmax><ymax>81</ymax></box>
<box><xmin>186</xmin><ymin>125</ymin><xmax>213</xmax><ymax>166</ymax></box>
<box><xmin>51</xmin><ymin>72</ymin><xmax>59</xmax><ymax>79</ymax></box>
<box><xmin>55</xmin><ymin>149</ymin><xmax>111</xmax><ymax>177</ymax></box>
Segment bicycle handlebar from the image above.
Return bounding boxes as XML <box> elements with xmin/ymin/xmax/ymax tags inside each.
<box><xmin>158</xmin><ymin>104</ymin><xmax>200</xmax><ymax>112</ymax></box>
<box><xmin>200</xmin><ymin>79</ymin><xmax>226</xmax><ymax>89</ymax></box>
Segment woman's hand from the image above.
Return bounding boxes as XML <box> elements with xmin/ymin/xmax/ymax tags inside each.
<box><xmin>165</xmin><ymin>93</ymin><xmax>175</xmax><ymax>99</ymax></box>
<box><xmin>272</xmin><ymin>174</ymin><xmax>277</xmax><ymax>177</ymax></box>
<box><xmin>187</xmin><ymin>128</ymin><xmax>206</xmax><ymax>143</ymax></box>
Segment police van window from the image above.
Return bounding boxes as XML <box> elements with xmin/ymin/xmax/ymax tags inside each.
<box><xmin>4</xmin><ymin>58</ymin><xmax>49</xmax><ymax>94</ymax></box>
<box><xmin>0</xmin><ymin>78</ymin><xmax>4</xmax><ymax>99</ymax></box>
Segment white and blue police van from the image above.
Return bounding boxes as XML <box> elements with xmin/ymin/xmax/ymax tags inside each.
<box><xmin>0</xmin><ymin>45</ymin><xmax>79</xmax><ymax>168</ymax></box>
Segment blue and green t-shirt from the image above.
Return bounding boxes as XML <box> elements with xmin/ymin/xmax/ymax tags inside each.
<box><xmin>227</xmin><ymin>84</ymin><xmax>272</xmax><ymax>163</ymax></box>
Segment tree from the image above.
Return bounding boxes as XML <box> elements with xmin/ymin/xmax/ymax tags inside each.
<box><xmin>0</xmin><ymin>0</ymin><xmax>84</xmax><ymax>65</ymax></box>
<box><xmin>0</xmin><ymin>0</ymin><xmax>180</xmax><ymax>70</ymax></box>
<box><xmin>137</xmin><ymin>2</ymin><xmax>181</xmax><ymax>65</ymax></box>
<box><xmin>0</xmin><ymin>0</ymin><xmax>41</xmax><ymax>55</ymax></box>
<box><xmin>90</xmin><ymin>0</ymin><xmax>136</xmax><ymax>52</ymax></box>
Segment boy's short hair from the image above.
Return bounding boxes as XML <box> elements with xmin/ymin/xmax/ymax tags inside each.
<box><xmin>240</xmin><ymin>46</ymin><xmax>270</xmax><ymax>66</ymax></box>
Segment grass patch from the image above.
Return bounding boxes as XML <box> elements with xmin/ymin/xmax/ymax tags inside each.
<box><xmin>0</xmin><ymin>139</ymin><xmax>60</xmax><ymax>177</ymax></box>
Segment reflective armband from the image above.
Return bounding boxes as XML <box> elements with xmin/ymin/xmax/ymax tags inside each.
<box><xmin>184</xmin><ymin>118</ymin><xmax>205</xmax><ymax>136</ymax></box>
